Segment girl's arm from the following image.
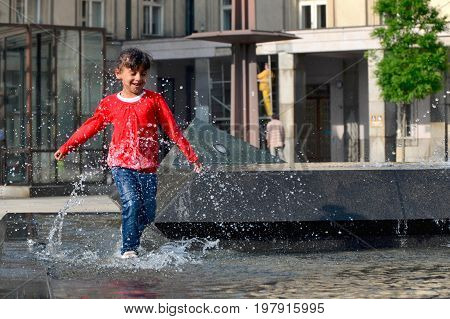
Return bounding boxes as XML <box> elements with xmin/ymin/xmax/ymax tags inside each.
<box><xmin>55</xmin><ymin>102</ymin><xmax>109</xmax><ymax>160</ymax></box>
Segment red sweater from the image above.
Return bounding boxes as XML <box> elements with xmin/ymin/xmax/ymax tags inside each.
<box><xmin>59</xmin><ymin>90</ymin><xmax>198</xmax><ymax>173</ymax></box>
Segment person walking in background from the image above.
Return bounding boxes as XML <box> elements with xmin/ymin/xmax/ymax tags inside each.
<box><xmin>54</xmin><ymin>48</ymin><xmax>202</xmax><ymax>259</ymax></box>
<box><xmin>266</xmin><ymin>114</ymin><xmax>285</xmax><ymax>161</ymax></box>
<box><xmin>257</xmin><ymin>63</ymin><xmax>273</xmax><ymax>117</ymax></box>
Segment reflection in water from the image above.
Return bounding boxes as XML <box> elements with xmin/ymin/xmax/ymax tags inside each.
<box><xmin>0</xmin><ymin>213</ymin><xmax>449</xmax><ymax>298</ymax></box>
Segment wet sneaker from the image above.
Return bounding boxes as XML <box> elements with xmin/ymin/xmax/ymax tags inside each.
<box><xmin>121</xmin><ymin>251</ymin><xmax>138</xmax><ymax>259</ymax></box>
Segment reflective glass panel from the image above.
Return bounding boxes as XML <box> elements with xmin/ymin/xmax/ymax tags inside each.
<box><xmin>57</xmin><ymin>152</ymin><xmax>80</xmax><ymax>182</ymax></box>
<box><xmin>56</xmin><ymin>30</ymin><xmax>79</xmax><ymax>148</ymax></box>
<box><xmin>32</xmin><ymin>152</ymin><xmax>56</xmax><ymax>183</ymax></box>
<box><xmin>152</xmin><ymin>6</ymin><xmax>161</xmax><ymax>35</ymax></box>
<box><xmin>81</xmin><ymin>150</ymin><xmax>104</xmax><ymax>182</ymax></box>
<box><xmin>6</xmin><ymin>152</ymin><xmax>27</xmax><ymax>183</ymax></box>
<box><xmin>5</xmin><ymin>34</ymin><xmax>26</xmax><ymax>149</ymax></box>
<box><xmin>81</xmin><ymin>31</ymin><xmax>103</xmax><ymax>150</ymax></box>
<box><xmin>56</xmin><ymin>30</ymin><xmax>80</xmax><ymax>182</ymax></box>
<box><xmin>32</xmin><ymin>32</ymin><xmax>55</xmax><ymax>151</ymax></box>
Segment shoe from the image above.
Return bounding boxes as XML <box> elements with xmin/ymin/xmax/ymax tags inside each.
<box><xmin>121</xmin><ymin>251</ymin><xmax>138</xmax><ymax>259</ymax></box>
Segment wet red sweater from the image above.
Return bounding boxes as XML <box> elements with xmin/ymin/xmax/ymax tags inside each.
<box><xmin>59</xmin><ymin>90</ymin><xmax>198</xmax><ymax>173</ymax></box>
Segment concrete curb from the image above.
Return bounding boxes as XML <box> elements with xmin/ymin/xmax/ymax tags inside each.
<box><xmin>0</xmin><ymin>195</ymin><xmax>120</xmax><ymax>221</ymax></box>
<box><xmin>0</xmin><ymin>186</ymin><xmax>30</xmax><ymax>199</ymax></box>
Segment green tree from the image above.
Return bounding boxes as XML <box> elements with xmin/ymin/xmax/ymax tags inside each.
<box><xmin>371</xmin><ymin>0</ymin><xmax>448</xmax><ymax>162</ymax></box>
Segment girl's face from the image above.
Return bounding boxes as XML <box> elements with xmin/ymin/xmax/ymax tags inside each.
<box><xmin>115</xmin><ymin>65</ymin><xmax>148</xmax><ymax>97</ymax></box>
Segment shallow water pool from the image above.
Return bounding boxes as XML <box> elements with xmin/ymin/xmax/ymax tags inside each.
<box><xmin>0</xmin><ymin>213</ymin><xmax>449</xmax><ymax>298</ymax></box>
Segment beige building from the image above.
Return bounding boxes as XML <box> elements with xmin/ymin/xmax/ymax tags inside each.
<box><xmin>0</xmin><ymin>0</ymin><xmax>449</xmax><ymax>187</ymax></box>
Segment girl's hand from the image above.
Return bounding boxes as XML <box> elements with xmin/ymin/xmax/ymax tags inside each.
<box><xmin>193</xmin><ymin>161</ymin><xmax>203</xmax><ymax>173</ymax></box>
<box><xmin>54</xmin><ymin>150</ymin><xmax>65</xmax><ymax>161</ymax></box>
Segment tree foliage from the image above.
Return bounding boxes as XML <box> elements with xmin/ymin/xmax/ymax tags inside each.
<box><xmin>372</xmin><ymin>0</ymin><xmax>448</xmax><ymax>104</ymax></box>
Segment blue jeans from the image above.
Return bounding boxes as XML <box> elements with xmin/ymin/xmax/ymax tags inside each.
<box><xmin>111</xmin><ymin>167</ymin><xmax>158</xmax><ymax>254</ymax></box>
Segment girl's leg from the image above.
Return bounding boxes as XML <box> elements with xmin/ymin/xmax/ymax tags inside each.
<box><xmin>136</xmin><ymin>172</ymin><xmax>158</xmax><ymax>237</ymax></box>
<box><xmin>111</xmin><ymin>167</ymin><xmax>143</xmax><ymax>254</ymax></box>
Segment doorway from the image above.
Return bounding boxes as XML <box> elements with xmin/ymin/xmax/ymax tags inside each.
<box><xmin>300</xmin><ymin>84</ymin><xmax>331</xmax><ymax>162</ymax></box>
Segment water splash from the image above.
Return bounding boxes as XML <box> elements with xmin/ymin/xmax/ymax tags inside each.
<box><xmin>38</xmin><ymin>236</ymin><xmax>220</xmax><ymax>272</ymax></box>
<box><xmin>395</xmin><ymin>219</ymin><xmax>409</xmax><ymax>247</ymax></box>
<box><xmin>112</xmin><ymin>238</ymin><xmax>220</xmax><ymax>271</ymax></box>
<box><xmin>45</xmin><ymin>173</ymin><xmax>90</xmax><ymax>256</ymax></box>
<box><xmin>395</xmin><ymin>219</ymin><xmax>408</xmax><ymax>236</ymax></box>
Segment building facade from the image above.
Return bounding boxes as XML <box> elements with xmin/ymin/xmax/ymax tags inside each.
<box><xmin>0</xmin><ymin>0</ymin><xmax>449</xmax><ymax>186</ymax></box>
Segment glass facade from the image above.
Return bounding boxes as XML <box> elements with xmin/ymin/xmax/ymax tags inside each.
<box><xmin>32</xmin><ymin>31</ymin><xmax>55</xmax><ymax>183</ymax></box>
<box><xmin>0</xmin><ymin>25</ymin><xmax>105</xmax><ymax>185</ymax></box>
<box><xmin>4</xmin><ymin>33</ymin><xmax>27</xmax><ymax>184</ymax></box>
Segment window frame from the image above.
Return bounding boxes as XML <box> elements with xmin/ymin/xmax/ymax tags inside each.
<box><xmin>299</xmin><ymin>0</ymin><xmax>327</xmax><ymax>30</ymax></box>
<box><xmin>142</xmin><ymin>0</ymin><xmax>164</xmax><ymax>36</ymax></box>
<box><xmin>12</xmin><ymin>0</ymin><xmax>42</xmax><ymax>24</ymax></box>
<box><xmin>13</xmin><ymin>0</ymin><xmax>26</xmax><ymax>23</ymax></box>
<box><xmin>81</xmin><ymin>0</ymin><xmax>104</xmax><ymax>28</ymax></box>
<box><xmin>220</xmin><ymin>0</ymin><xmax>232</xmax><ymax>31</ymax></box>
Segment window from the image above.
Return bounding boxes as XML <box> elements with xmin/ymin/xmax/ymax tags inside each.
<box><xmin>13</xmin><ymin>0</ymin><xmax>42</xmax><ymax>24</ymax></box>
<box><xmin>81</xmin><ymin>0</ymin><xmax>104</xmax><ymax>27</ymax></box>
<box><xmin>14</xmin><ymin>0</ymin><xmax>25</xmax><ymax>23</ymax></box>
<box><xmin>301</xmin><ymin>5</ymin><xmax>311</xmax><ymax>29</ymax></box>
<box><xmin>221</xmin><ymin>0</ymin><xmax>232</xmax><ymax>31</ymax></box>
<box><xmin>317</xmin><ymin>4</ymin><xmax>326</xmax><ymax>28</ymax></box>
<box><xmin>185</xmin><ymin>0</ymin><xmax>194</xmax><ymax>35</ymax></box>
<box><xmin>143</xmin><ymin>0</ymin><xmax>163</xmax><ymax>36</ymax></box>
<box><xmin>299</xmin><ymin>0</ymin><xmax>327</xmax><ymax>29</ymax></box>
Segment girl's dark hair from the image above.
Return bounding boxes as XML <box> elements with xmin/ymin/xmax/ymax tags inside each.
<box><xmin>116</xmin><ymin>48</ymin><xmax>152</xmax><ymax>71</ymax></box>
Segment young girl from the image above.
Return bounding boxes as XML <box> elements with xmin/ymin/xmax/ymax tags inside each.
<box><xmin>54</xmin><ymin>48</ymin><xmax>202</xmax><ymax>258</ymax></box>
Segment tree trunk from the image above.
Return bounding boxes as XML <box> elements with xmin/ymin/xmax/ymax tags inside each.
<box><xmin>445</xmin><ymin>100</ymin><xmax>448</xmax><ymax>162</ymax></box>
<box><xmin>401</xmin><ymin>103</ymin><xmax>406</xmax><ymax>162</ymax></box>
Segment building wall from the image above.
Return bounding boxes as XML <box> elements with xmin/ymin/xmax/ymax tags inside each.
<box><xmin>256</xmin><ymin>0</ymin><xmax>285</xmax><ymax>31</ymax></box>
<box><xmin>334</xmin><ymin>0</ymin><xmax>369</xmax><ymax>27</ymax></box>
<box><xmin>104</xmin><ymin>0</ymin><xmax>116</xmax><ymax>36</ymax></box>
<box><xmin>132</xmin><ymin>0</ymin><xmax>139</xmax><ymax>39</ymax></box>
<box><xmin>174</xmin><ymin>0</ymin><xmax>187</xmax><ymax>36</ymax></box>
<box><xmin>2</xmin><ymin>0</ymin><xmax>448</xmax><ymax>38</ymax></box>
<box><xmin>207</xmin><ymin>0</ymin><xmax>221</xmax><ymax>31</ymax></box>
<box><xmin>194</xmin><ymin>0</ymin><xmax>208</xmax><ymax>32</ymax></box>
<box><xmin>115</xmin><ymin>0</ymin><xmax>127</xmax><ymax>39</ymax></box>
<box><xmin>0</xmin><ymin>2</ymin><xmax>9</xmax><ymax>23</ymax></box>
<box><xmin>53</xmin><ymin>0</ymin><xmax>76</xmax><ymax>26</ymax></box>
<box><xmin>431</xmin><ymin>0</ymin><xmax>450</xmax><ymax>19</ymax></box>
<box><xmin>283</xmin><ymin>0</ymin><xmax>299</xmax><ymax>31</ymax></box>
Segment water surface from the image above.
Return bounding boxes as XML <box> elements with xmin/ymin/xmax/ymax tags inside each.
<box><xmin>0</xmin><ymin>213</ymin><xmax>449</xmax><ymax>298</ymax></box>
